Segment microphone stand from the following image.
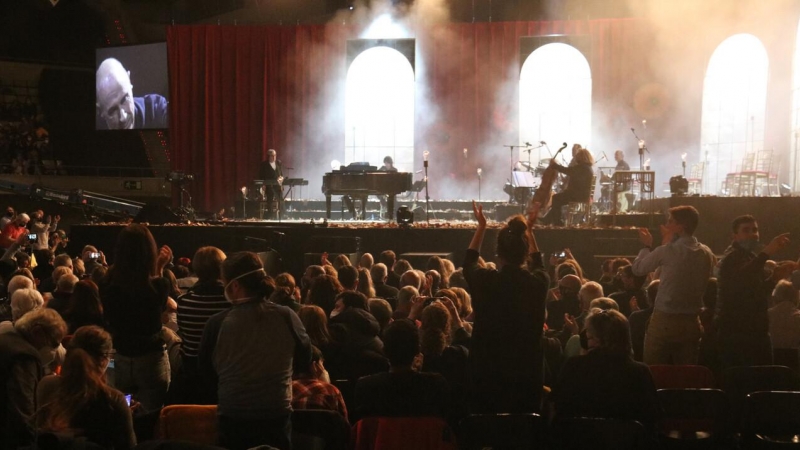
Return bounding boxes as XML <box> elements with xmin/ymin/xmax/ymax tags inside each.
<box><xmin>424</xmin><ymin>159</ymin><xmax>430</xmax><ymax>223</ymax></box>
<box><xmin>631</xmin><ymin>128</ymin><xmax>649</xmax><ymax>170</ymax></box>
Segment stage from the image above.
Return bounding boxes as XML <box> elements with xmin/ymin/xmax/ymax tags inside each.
<box><xmin>66</xmin><ymin>195</ymin><xmax>800</xmax><ymax>282</ymax></box>
<box><xmin>68</xmin><ymin>221</ymin><xmax>642</xmax><ymax>281</ymax></box>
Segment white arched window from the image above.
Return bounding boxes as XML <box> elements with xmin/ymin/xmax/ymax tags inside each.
<box><xmin>791</xmin><ymin>20</ymin><xmax>800</xmax><ymax>191</ymax></box>
<box><xmin>519</xmin><ymin>43</ymin><xmax>591</xmax><ymax>165</ymax></box>
<box><xmin>701</xmin><ymin>34</ymin><xmax>769</xmax><ymax>194</ymax></box>
<box><xmin>344</xmin><ymin>46</ymin><xmax>414</xmax><ymax>171</ymax></box>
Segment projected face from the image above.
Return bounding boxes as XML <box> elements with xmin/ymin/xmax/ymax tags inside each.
<box><xmin>96</xmin><ymin>58</ymin><xmax>135</xmax><ymax>130</ymax></box>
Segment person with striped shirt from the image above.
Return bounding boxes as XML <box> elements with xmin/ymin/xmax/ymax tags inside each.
<box><xmin>174</xmin><ymin>246</ymin><xmax>228</xmax><ymax>403</ymax></box>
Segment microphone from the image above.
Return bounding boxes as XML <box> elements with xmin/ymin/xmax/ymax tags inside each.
<box><xmin>540</xmin><ymin>141</ymin><xmax>546</xmax><ymax>145</ymax></box>
<box><xmin>525</xmin><ymin>142</ymin><xmax>532</xmax><ymax>147</ymax></box>
<box><xmin>601</xmin><ymin>151</ymin><xmax>608</xmax><ymax>161</ymax></box>
<box><xmin>631</xmin><ymin>128</ymin><xmax>635</xmax><ymax>132</ymax></box>
<box><xmin>415</xmin><ymin>169</ymin><xmax>423</xmax><ymax>174</ymax></box>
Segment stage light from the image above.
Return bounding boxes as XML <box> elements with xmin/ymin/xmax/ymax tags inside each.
<box><xmin>669</xmin><ymin>175</ymin><xmax>688</xmax><ymax>196</ymax></box>
<box><xmin>397</xmin><ymin>206</ymin><xmax>414</xmax><ymax>227</ymax></box>
<box><xmin>331</xmin><ymin>160</ymin><xmax>341</xmax><ymax>170</ymax></box>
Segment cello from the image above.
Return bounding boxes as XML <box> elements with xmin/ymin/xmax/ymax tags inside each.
<box><xmin>529</xmin><ymin>142</ymin><xmax>568</xmax><ymax>218</ymax></box>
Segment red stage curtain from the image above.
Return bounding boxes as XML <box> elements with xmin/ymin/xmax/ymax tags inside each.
<box><xmin>167</xmin><ymin>19</ymin><xmax>650</xmax><ymax>210</ymax></box>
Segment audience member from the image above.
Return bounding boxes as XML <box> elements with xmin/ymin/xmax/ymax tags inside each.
<box><xmin>356</xmin><ymin>267</ymin><xmax>376</xmax><ymax>298</ymax></box>
<box><xmin>98</xmin><ymin>224</ymin><xmax>173</xmax><ymax>413</ymax></box>
<box><xmin>308</xmin><ymin>275</ymin><xmax>344</xmax><ymax>318</ymax></box>
<box><xmin>550</xmin><ymin>309</ymin><xmax>660</xmax><ymax>430</ymax></box>
<box><xmin>174</xmin><ymin>246</ymin><xmax>229</xmax><ymax>402</ymax></box>
<box><xmin>63</xmin><ymin>280</ymin><xmax>106</xmax><ymax>334</ymax></box>
<box><xmin>354</xmin><ymin>319</ymin><xmax>450</xmax><ymax>418</ymax></box>
<box><xmin>546</xmin><ymin>274</ymin><xmax>582</xmax><ymax>331</ymax></box>
<box><xmin>359</xmin><ymin>253</ymin><xmax>374</xmax><ymax>270</ymax></box>
<box><xmin>326</xmin><ymin>291</ymin><xmax>387</xmax><ymax>381</ymax></box>
<box><xmin>768</xmin><ymin>280</ymin><xmax>800</xmax><ymax>349</ymax></box>
<box><xmin>464</xmin><ymin>201</ymin><xmax>548</xmax><ymax>413</ymax></box>
<box><xmin>338</xmin><ymin>265</ymin><xmax>359</xmax><ymax>291</ymax></box>
<box><xmin>35</xmin><ymin>325</ymin><xmax>136</xmax><ymax>449</ymax></box>
<box><xmin>633</xmin><ymin>206</ymin><xmax>715</xmax><ymax>365</ymax></box>
<box><xmin>371</xmin><ymin>263</ymin><xmax>399</xmax><ymax>307</ymax></box>
<box><xmin>270</xmin><ymin>272</ymin><xmax>301</xmax><ymax>313</ymax></box>
<box><xmin>0</xmin><ymin>308</ymin><xmax>66</xmax><ymax>448</ymax></box>
<box><xmin>716</xmin><ymin>215</ymin><xmax>790</xmax><ymax>368</ymax></box>
<box><xmin>379</xmin><ymin>250</ymin><xmax>400</xmax><ymax>288</ymax></box>
<box><xmin>399</xmin><ymin>269</ymin><xmax>422</xmax><ymax>291</ymax></box>
<box><xmin>609</xmin><ymin>265</ymin><xmax>647</xmax><ymax>316</ymax></box>
<box><xmin>46</xmin><ymin>273</ymin><xmax>78</xmax><ymax>316</ymax></box>
<box><xmin>291</xmin><ymin>346</ymin><xmax>348</xmax><ymax>421</ymax></box>
<box><xmin>392</xmin><ymin>285</ymin><xmax>419</xmax><ymax>320</ymax></box>
<box><xmin>368</xmin><ymin>298</ymin><xmax>393</xmax><ymax>334</ymax></box>
<box><xmin>198</xmin><ymin>251</ymin><xmax>311</xmax><ymax>450</ymax></box>
<box><xmin>298</xmin><ymin>305</ymin><xmax>333</xmax><ymax>353</ymax></box>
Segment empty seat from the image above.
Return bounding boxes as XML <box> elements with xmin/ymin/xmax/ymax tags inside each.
<box><xmin>741</xmin><ymin>391</ymin><xmax>800</xmax><ymax>449</ymax></box>
<box><xmin>157</xmin><ymin>405</ymin><xmax>218</xmax><ymax>446</ymax></box>
<box><xmin>649</xmin><ymin>365</ymin><xmax>715</xmax><ymax>389</ymax></box>
<box><xmin>657</xmin><ymin>388</ymin><xmax>732</xmax><ymax>449</ymax></box>
<box><xmin>550</xmin><ymin>417</ymin><xmax>649</xmax><ymax>450</ymax></box>
<box><xmin>720</xmin><ymin>366</ymin><xmax>800</xmax><ymax>427</ymax></box>
<box><xmin>351</xmin><ymin>416</ymin><xmax>456</xmax><ymax>450</ymax></box>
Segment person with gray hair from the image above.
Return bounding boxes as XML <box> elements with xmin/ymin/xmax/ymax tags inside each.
<box><xmin>400</xmin><ymin>269</ymin><xmax>422</xmax><ymax>292</ymax></box>
<box><xmin>0</xmin><ymin>308</ymin><xmax>67</xmax><ymax>448</ymax></box>
<box><xmin>7</xmin><ymin>274</ymin><xmax>34</xmax><ymax>297</ymax></box>
<box><xmin>550</xmin><ymin>308</ymin><xmax>660</xmax><ymax>431</ymax></box>
<box><xmin>576</xmin><ymin>281</ymin><xmax>604</xmax><ymax>329</ymax></box>
<box><xmin>359</xmin><ymin>253</ymin><xmax>374</xmax><ymax>270</ymax></box>
<box><xmin>46</xmin><ymin>273</ymin><xmax>79</xmax><ymax>317</ymax></box>
<box><xmin>393</xmin><ymin>285</ymin><xmax>419</xmax><ymax>320</ymax></box>
<box><xmin>11</xmin><ymin>288</ymin><xmax>44</xmax><ymax>322</ymax></box>
<box><xmin>768</xmin><ymin>280</ymin><xmax>800</xmax><ymax>349</ymax></box>
<box><xmin>371</xmin><ymin>263</ymin><xmax>399</xmax><ymax>306</ymax></box>
<box><xmin>257</xmin><ymin>148</ymin><xmax>283</xmax><ymax>219</ymax></box>
<box><xmin>589</xmin><ymin>297</ymin><xmax>620</xmax><ymax>312</ymax></box>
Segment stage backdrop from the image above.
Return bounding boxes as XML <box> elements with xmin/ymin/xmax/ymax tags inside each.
<box><xmin>167</xmin><ymin>19</ymin><xmax>655</xmax><ymax>211</ymax></box>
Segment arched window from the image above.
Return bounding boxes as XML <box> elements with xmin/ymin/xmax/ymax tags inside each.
<box><xmin>791</xmin><ymin>20</ymin><xmax>800</xmax><ymax>191</ymax></box>
<box><xmin>701</xmin><ymin>34</ymin><xmax>768</xmax><ymax>194</ymax></box>
<box><xmin>344</xmin><ymin>46</ymin><xmax>414</xmax><ymax>171</ymax></box>
<box><xmin>519</xmin><ymin>43</ymin><xmax>591</xmax><ymax>165</ymax></box>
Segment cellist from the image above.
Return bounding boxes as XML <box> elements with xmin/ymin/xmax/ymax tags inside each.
<box><xmin>540</xmin><ymin>147</ymin><xmax>595</xmax><ymax>226</ymax></box>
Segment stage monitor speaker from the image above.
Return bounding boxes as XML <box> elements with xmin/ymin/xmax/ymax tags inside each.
<box><xmin>257</xmin><ymin>250</ymin><xmax>282</xmax><ymax>277</ymax></box>
<box><xmin>134</xmin><ymin>204</ymin><xmax>182</xmax><ymax>225</ymax></box>
<box><xmin>306</xmin><ymin>236</ymin><xmax>361</xmax><ymax>254</ymax></box>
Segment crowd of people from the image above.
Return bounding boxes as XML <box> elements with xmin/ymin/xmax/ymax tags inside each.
<box><xmin>0</xmin><ymin>202</ymin><xmax>799</xmax><ymax>449</ymax></box>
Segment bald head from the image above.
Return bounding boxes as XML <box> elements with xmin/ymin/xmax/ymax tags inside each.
<box><xmin>96</xmin><ymin>58</ymin><xmax>135</xmax><ymax>130</ymax></box>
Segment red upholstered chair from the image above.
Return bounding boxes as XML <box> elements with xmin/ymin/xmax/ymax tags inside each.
<box><xmin>350</xmin><ymin>417</ymin><xmax>457</xmax><ymax>450</ymax></box>
<box><xmin>157</xmin><ymin>405</ymin><xmax>219</xmax><ymax>445</ymax></box>
<box><xmin>649</xmin><ymin>365</ymin><xmax>715</xmax><ymax>389</ymax></box>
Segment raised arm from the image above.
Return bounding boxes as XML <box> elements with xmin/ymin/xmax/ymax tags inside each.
<box><xmin>468</xmin><ymin>200</ymin><xmax>487</xmax><ymax>252</ymax></box>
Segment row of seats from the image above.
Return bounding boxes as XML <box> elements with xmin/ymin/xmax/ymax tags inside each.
<box><xmin>155</xmin><ymin>391</ymin><xmax>800</xmax><ymax>450</ymax></box>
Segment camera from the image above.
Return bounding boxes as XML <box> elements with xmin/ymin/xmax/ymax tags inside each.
<box><xmin>555</xmin><ymin>250</ymin><xmax>566</xmax><ymax>258</ymax></box>
<box><xmin>125</xmin><ymin>394</ymin><xmax>132</xmax><ymax>406</ymax></box>
<box><xmin>89</xmin><ymin>252</ymin><xmax>101</xmax><ymax>260</ymax></box>
<box><xmin>27</xmin><ymin>233</ymin><xmax>37</xmax><ymax>242</ymax></box>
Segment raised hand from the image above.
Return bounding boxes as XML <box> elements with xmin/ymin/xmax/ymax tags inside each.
<box><xmin>638</xmin><ymin>228</ymin><xmax>653</xmax><ymax>248</ymax></box>
<box><xmin>764</xmin><ymin>233</ymin><xmax>791</xmax><ymax>256</ymax></box>
<box><xmin>472</xmin><ymin>200</ymin><xmax>487</xmax><ymax>228</ymax></box>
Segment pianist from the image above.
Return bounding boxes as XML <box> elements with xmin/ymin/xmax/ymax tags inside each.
<box><xmin>258</xmin><ymin>149</ymin><xmax>283</xmax><ymax>219</ymax></box>
<box><xmin>379</xmin><ymin>156</ymin><xmax>398</xmax><ymax>172</ymax></box>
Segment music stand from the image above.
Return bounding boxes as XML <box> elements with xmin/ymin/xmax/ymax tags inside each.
<box><xmin>512</xmin><ymin>171</ymin><xmax>536</xmax><ymax>188</ymax></box>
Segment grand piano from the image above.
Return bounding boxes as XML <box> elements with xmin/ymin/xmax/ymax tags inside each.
<box><xmin>322</xmin><ymin>165</ymin><xmax>412</xmax><ymax>220</ymax></box>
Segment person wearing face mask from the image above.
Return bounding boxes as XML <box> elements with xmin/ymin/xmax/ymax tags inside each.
<box><xmin>0</xmin><ymin>308</ymin><xmax>66</xmax><ymax>449</ymax></box>
<box><xmin>198</xmin><ymin>251</ymin><xmax>311</xmax><ymax>450</ymax></box>
<box><xmin>35</xmin><ymin>325</ymin><xmax>136</xmax><ymax>449</ymax></box>
<box><xmin>715</xmin><ymin>215</ymin><xmax>792</xmax><ymax>369</ymax></box>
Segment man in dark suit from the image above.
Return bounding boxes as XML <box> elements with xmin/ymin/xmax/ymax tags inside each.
<box><xmin>258</xmin><ymin>149</ymin><xmax>283</xmax><ymax>219</ymax></box>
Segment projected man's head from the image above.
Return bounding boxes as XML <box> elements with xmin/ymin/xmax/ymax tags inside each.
<box><xmin>96</xmin><ymin>58</ymin><xmax>135</xmax><ymax>130</ymax></box>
